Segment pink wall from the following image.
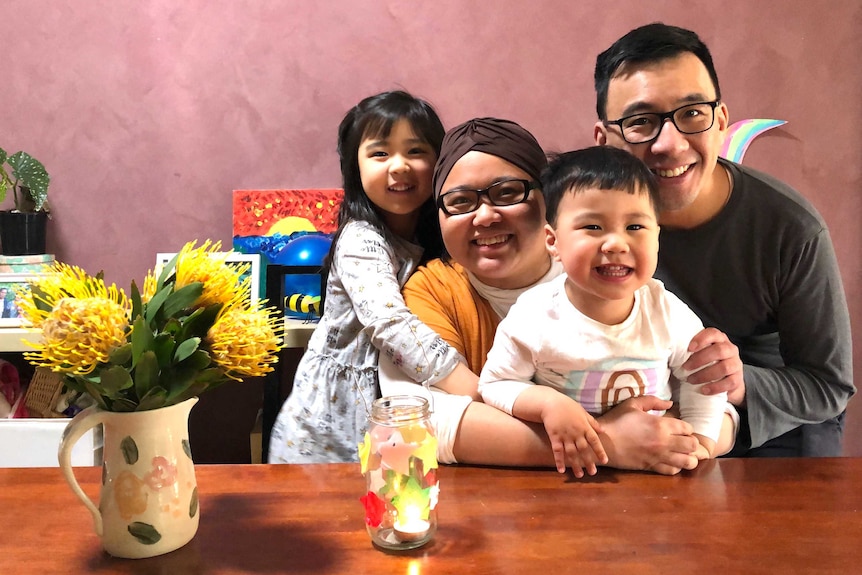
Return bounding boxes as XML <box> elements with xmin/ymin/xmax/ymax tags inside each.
<box><xmin>4</xmin><ymin>1</ymin><xmax>861</xmax><ymax>453</ymax></box>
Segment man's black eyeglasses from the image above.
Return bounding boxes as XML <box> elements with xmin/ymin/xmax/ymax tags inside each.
<box><xmin>603</xmin><ymin>100</ymin><xmax>721</xmax><ymax>144</ymax></box>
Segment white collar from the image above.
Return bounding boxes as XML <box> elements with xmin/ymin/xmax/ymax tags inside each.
<box><xmin>467</xmin><ymin>259</ymin><xmax>564</xmax><ymax>318</ymax></box>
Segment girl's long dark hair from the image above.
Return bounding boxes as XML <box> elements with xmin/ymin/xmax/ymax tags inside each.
<box><xmin>320</xmin><ymin>91</ymin><xmax>445</xmax><ymax>304</ymax></box>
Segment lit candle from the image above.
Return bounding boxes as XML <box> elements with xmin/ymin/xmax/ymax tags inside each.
<box><xmin>393</xmin><ymin>504</ymin><xmax>430</xmax><ymax>542</ymax></box>
<box><xmin>393</xmin><ymin>518</ymin><xmax>430</xmax><ymax>542</ymax></box>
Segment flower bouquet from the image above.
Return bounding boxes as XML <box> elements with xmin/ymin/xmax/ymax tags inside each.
<box><xmin>20</xmin><ymin>240</ymin><xmax>284</xmax><ymax>411</ymax></box>
<box><xmin>22</xmin><ymin>240</ymin><xmax>284</xmax><ymax>558</ymax></box>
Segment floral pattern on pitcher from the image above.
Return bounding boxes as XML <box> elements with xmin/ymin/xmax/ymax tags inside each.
<box><xmin>109</xmin><ymin>435</ymin><xmax>197</xmax><ymax>545</ymax></box>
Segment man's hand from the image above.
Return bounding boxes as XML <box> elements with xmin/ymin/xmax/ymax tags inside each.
<box><xmin>597</xmin><ymin>396</ymin><xmax>699</xmax><ymax>475</ymax></box>
<box><xmin>684</xmin><ymin>327</ymin><xmax>746</xmax><ymax>405</ymax></box>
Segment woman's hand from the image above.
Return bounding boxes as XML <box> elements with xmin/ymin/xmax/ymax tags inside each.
<box><xmin>596</xmin><ymin>396</ymin><xmax>699</xmax><ymax>475</ymax></box>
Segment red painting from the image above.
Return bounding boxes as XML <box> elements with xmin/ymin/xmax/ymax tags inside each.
<box><xmin>233</xmin><ymin>189</ymin><xmax>343</xmax><ymax>237</ymax></box>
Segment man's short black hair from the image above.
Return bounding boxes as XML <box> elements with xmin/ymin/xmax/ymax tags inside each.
<box><xmin>595</xmin><ymin>22</ymin><xmax>721</xmax><ymax>120</ymax></box>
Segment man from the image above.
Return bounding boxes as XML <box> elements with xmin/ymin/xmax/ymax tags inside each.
<box><xmin>593</xmin><ymin>23</ymin><xmax>854</xmax><ymax>456</ymax></box>
<box><xmin>0</xmin><ymin>288</ymin><xmax>9</xmax><ymax>319</ymax></box>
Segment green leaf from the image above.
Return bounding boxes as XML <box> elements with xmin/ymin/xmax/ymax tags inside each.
<box><xmin>128</xmin><ymin>522</ymin><xmax>161</xmax><ymax>545</ymax></box>
<box><xmin>120</xmin><ymin>436</ymin><xmax>139</xmax><ymax>464</ymax></box>
<box><xmin>182</xmin><ymin>439</ymin><xmax>193</xmax><ymax>460</ymax></box>
<box><xmin>111</xmin><ymin>398</ymin><xmax>138</xmax><ymax>412</ymax></box>
<box><xmin>173</xmin><ymin>337</ymin><xmax>200</xmax><ymax>363</ymax></box>
<box><xmin>136</xmin><ymin>387</ymin><xmax>168</xmax><ymax>411</ymax></box>
<box><xmin>134</xmin><ymin>350</ymin><xmax>160</xmax><ymax>400</ymax></box>
<box><xmin>99</xmin><ymin>365</ymin><xmax>134</xmax><ymax>398</ymax></box>
<box><xmin>7</xmin><ymin>151</ymin><xmax>49</xmax><ymax>211</ymax></box>
<box><xmin>0</xmin><ymin>148</ymin><xmax>8</xmax><ymax>204</ymax></box>
<box><xmin>168</xmin><ymin>381</ymin><xmax>210</xmax><ymax>405</ymax></box>
<box><xmin>64</xmin><ymin>375</ymin><xmax>87</xmax><ymax>394</ymax></box>
<box><xmin>108</xmin><ymin>343</ymin><xmax>133</xmax><ymax>366</ymax></box>
<box><xmin>144</xmin><ymin>283</ymin><xmax>174</xmax><ymax>324</ymax></box>
<box><xmin>180</xmin><ymin>303</ymin><xmax>222</xmax><ymax>340</ymax></box>
<box><xmin>152</xmin><ymin>333</ymin><xmax>176</xmax><ymax>367</ymax></box>
<box><xmin>181</xmin><ymin>349</ymin><xmax>211</xmax><ymax>371</ymax></box>
<box><xmin>162</xmin><ymin>317</ymin><xmax>182</xmax><ymax>336</ymax></box>
<box><xmin>162</xmin><ymin>282</ymin><xmax>204</xmax><ymax>318</ymax></box>
<box><xmin>189</xmin><ymin>487</ymin><xmax>198</xmax><ymax>518</ymax></box>
<box><xmin>82</xmin><ymin>381</ymin><xmax>108</xmax><ymax>410</ymax></box>
<box><xmin>130</xmin><ymin>315</ymin><xmax>155</xmax><ymax>366</ymax></box>
<box><xmin>163</xmin><ymin>368</ymin><xmax>199</xmax><ymax>402</ymax></box>
<box><xmin>156</xmin><ymin>253</ymin><xmax>180</xmax><ymax>290</ymax></box>
<box><xmin>130</xmin><ymin>281</ymin><xmax>143</xmax><ymax>324</ymax></box>
<box><xmin>197</xmin><ymin>367</ymin><xmax>228</xmax><ymax>383</ymax></box>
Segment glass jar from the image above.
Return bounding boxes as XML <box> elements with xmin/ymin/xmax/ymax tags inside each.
<box><xmin>358</xmin><ymin>395</ymin><xmax>438</xmax><ymax>550</ymax></box>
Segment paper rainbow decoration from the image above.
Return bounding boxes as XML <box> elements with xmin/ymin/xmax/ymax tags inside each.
<box><xmin>721</xmin><ymin>119</ymin><xmax>787</xmax><ymax>163</ymax></box>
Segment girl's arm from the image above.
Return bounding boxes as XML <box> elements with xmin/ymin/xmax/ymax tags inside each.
<box><xmin>336</xmin><ymin>223</ymin><xmax>461</xmax><ymax>385</ymax></box>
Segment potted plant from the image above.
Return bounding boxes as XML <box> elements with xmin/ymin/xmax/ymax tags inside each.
<box><xmin>0</xmin><ymin>147</ymin><xmax>51</xmax><ymax>256</ymax></box>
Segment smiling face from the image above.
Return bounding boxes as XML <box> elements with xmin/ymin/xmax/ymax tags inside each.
<box><xmin>438</xmin><ymin>151</ymin><xmax>550</xmax><ymax>289</ymax></box>
<box><xmin>358</xmin><ymin>118</ymin><xmax>437</xmax><ymax>238</ymax></box>
<box><xmin>546</xmin><ymin>185</ymin><xmax>659</xmax><ymax>325</ymax></box>
<box><xmin>595</xmin><ymin>53</ymin><xmax>730</xmax><ymax>229</ymax></box>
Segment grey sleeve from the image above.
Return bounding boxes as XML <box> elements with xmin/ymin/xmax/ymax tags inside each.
<box><xmin>745</xmin><ymin>228</ymin><xmax>855</xmax><ymax>447</ymax></box>
<box><xmin>336</xmin><ymin>225</ymin><xmax>461</xmax><ymax>386</ymax></box>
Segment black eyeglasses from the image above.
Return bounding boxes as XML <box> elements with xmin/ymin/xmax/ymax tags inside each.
<box><xmin>603</xmin><ymin>100</ymin><xmax>721</xmax><ymax>144</ymax></box>
<box><xmin>437</xmin><ymin>178</ymin><xmax>539</xmax><ymax>216</ymax></box>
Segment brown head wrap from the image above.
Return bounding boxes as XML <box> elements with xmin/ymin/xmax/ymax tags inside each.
<box><xmin>433</xmin><ymin>117</ymin><xmax>547</xmax><ymax>198</ymax></box>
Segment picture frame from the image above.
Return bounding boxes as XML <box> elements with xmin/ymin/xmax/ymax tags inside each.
<box><xmin>0</xmin><ymin>272</ymin><xmax>50</xmax><ymax>328</ymax></box>
<box><xmin>155</xmin><ymin>252</ymin><xmax>261</xmax><ymax>306</ymax></box>
<box><xmin>264</xmin><ymin>263</ymin><xmax>325</xmax><ymax>323</ymax></box>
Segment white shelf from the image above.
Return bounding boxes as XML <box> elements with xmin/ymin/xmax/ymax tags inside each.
<box><xmin>0</xmin><ymin>321</ymin><xmax>314</xmax><ymax>354</ymax></box>
<box><xmin>0</xmin><ymin>328</ymin><xmax>41</xmax><ymax>353</ymax></box>
<box><xmin>283</xmin><ymin>318</ymin><xmax>316</xmax><ymax>349</ymax></box>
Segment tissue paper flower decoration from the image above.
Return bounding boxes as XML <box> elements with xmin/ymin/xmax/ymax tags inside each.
<box><xmin>360</xmin><ymin>491</ymin><xmax>386</xmax><ymax>527</ymax></box>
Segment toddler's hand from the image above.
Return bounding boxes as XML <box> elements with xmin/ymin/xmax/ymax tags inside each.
<box><xmin>541</xmin><ymin>398</ymin><xmax>608</xmax><ymax>477</ymax></box>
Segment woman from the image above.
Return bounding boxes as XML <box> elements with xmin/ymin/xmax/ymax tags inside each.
<box><xmin>381</xmin><ymin>117</ymin><xmax>735</xmax><ymax>475</ymax></box>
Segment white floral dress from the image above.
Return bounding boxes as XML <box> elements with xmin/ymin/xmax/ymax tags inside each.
<box><xmin>268</xmin><ymin>220</ymin><xmax>460</xmax><ymax>463</ymax></box>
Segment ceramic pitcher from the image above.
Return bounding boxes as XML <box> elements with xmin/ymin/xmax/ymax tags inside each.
<box><xmin>58</xmin><ymin>397</ymin><xmax>200</xmax><ymax>559</ymax></box>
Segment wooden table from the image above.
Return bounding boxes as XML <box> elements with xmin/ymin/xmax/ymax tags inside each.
<box><xmin>2</xmin><ymin>458</ymin><xmax>860</xmax><ymax>574</ymax></box>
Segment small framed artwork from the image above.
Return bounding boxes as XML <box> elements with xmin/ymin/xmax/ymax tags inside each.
<box><xmin>155</xmin><ymin>252</ymin><xmax>261</xmax><ymax>306</ymax></box>
<box><xmin>264</xmin><ymin>264</ymin><xmax>324</xmax><ymax>322</ymax></box>
<box><xmin>0</xmin><ymin>273</ymin><xmax>49</xmax><ymax>328</ymax></box>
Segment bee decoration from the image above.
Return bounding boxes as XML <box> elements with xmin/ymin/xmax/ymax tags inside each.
<box><xmin>285</xmin><ymin>293</ymin><xmax>321</xmax><ymax>319</ymax></box>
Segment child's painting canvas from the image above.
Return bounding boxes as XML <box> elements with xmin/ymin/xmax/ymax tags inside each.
<box><xmin>233</xmin><ymin>189</ymin><xmax>343</xmax><ymax>319</ymax></box>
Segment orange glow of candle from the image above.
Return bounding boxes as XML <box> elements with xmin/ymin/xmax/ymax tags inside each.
<box><xmin>393</xmin><ymin>504</ymin><xmax>430</xmax><ymax>542</ymax></box>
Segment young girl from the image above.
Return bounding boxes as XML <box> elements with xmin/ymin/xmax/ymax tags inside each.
<box><xmin>268</xmin><ymin>91</ymin><xmax>462</xmax><ymax>463</ymax></box>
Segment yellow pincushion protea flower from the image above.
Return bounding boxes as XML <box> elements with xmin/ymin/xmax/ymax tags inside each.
<box><xmin>19</xmin><ymin>240</ymin><xmax>284</xmax><ymax>412</ymax></box>
<box><xmin>19</xmin><ymin>261</ymin><xmax>128</xmax><ymax>327</ymax></box>
<box><xmin>140</xmin><ymin>269</ymin><xmax>158</xmax><ymax>303</ymax></box>
<box><xmin>21</xmin><ymin>264</ymin><xmax>130</xmax><ymax>375</ymax></box>
<box><xmin>207</xmin><ymin>303</ymin><xmax>283</xmax><ymax>380</ymax></box>
<box><xmin>28</xmin><ymin>297</ymin><xmax>129</xmax><ymax>375</ymax></box>
<box><xmin>174</xmin><ymin>240</ymin><xmax>249</xmax><ymax>308</ymax></box>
